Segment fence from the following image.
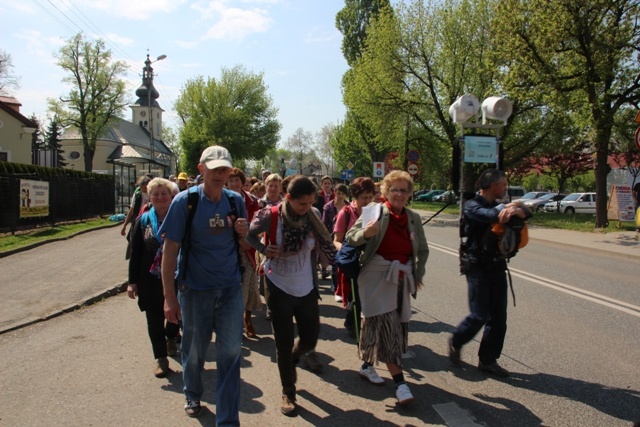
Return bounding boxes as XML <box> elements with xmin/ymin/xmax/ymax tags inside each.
<box><xmin>0</xmin><ymin>162</ymin><xmax>115</xmax><ymax>233</ymax></box>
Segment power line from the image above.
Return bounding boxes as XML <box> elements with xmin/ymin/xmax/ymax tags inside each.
<box><xmin>30</xmin><ymin>0</ymin><xmax>77</xmax><ymax>35</ymax></box>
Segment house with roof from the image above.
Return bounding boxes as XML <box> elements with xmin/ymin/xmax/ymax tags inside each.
<box><xmin>58</xmin><ymin>55</ymin><xmax>176</xmax><ymax>194</ymax></box>
<box><xmin>0</xmin><ymin>96</ymin><xmax>38</xmax><ymax>164</ymax></box>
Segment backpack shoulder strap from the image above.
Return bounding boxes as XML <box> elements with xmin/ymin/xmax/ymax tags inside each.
<box><xmin>265</xmin><ymin>205</ymin><xmax>279</xmax><ymax>246</ymax></box>
<box><xmin>181</xmin><ymin>187</ymin><xmax>200</xmax><ymax>280</ymax></box>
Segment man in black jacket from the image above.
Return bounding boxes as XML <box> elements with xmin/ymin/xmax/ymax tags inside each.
<box><xmin>449</xmin><ymin>169</ymin><xmax>529</xmax><ymax>377</ymax></box>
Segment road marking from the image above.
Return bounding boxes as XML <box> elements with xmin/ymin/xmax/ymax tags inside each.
<box><xmin>433</xmin><ymin>402</ymin><xmax>485</xmax><ymax>426</ymax></box>
<box><xmin>429</xmin><ymin>242</ymin><xmax>640</xmax><ymax>319</ymax></box>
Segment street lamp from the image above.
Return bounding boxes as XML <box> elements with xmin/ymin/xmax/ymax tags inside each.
<box><xmin>145</xmin><ymin>53</ymin><xmax>167</xmax><ymax>173</ymax></box>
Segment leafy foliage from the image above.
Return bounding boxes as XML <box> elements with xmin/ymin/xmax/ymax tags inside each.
<box><xmin>491</xmin><ymin>0</ymin><xmax>640</xmax><ymax>227</ymax></box>
<box><xmin>174</xmin><ymin>65</ymin><xmax>281</xmax><ymax>174</ymax></box>
<box><xmin>48</xmin><ymin>33</ymin><xmax>128</xmax><ymax>172</ymax></box>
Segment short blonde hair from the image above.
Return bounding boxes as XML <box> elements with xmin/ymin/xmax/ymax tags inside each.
<box><xmin>264</xmin><ymin>173</ymin><xmax>283</xmax><ymax>185</ymax></box>
<box><xmin>380</xmin><ymin>170</ymin><xmax>413</xmax><ymax>198</ymax></box>
<box><xmin>147</xmin><ymin>177</ymin><xmax>174</xmax><ymax>195</ymax></box>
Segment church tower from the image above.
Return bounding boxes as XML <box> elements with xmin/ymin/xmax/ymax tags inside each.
<box><xmin>131</xmin><ymin>54</ymin><xmax>165</xmax><ymax>140</ymax></box>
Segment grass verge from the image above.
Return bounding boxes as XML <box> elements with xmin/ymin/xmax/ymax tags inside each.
<box><xmin>0</xmin><ymin>218</ymin><xmax>117</xmax><ymax>254</ymax></box>
<box><xmin>412</xmin><ymin>201</ymin><xmax>636</xmax><ymax>232</ymax></box>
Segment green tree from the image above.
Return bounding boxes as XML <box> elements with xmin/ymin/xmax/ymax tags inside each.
<box><xmin>344</xmin><ymin>0</ymin><xmax>501</xmax><ymax>190</ymax></box>
<box><xmin>174</xmin><ymin>65</ymin><xmax>280</xmax><ymax>174</ymax></box>
<box><xmin>44</xmin><ymin>116</ymin><xmax>66</xmax><ymax>168</ymax></box>
<box><xmin>336</xmin><ymin>0</ymin><xmax>392</xmax><ymax>67</ymax></box>
<box><xmin>491</xmin><ymin>0</ymin><xmax>640</xmax><ymax>228</ymax></box>
<box><xmin>48</xmin><ymin>33</ymin><xmax>128</xmax><ymax>172</ymax></box>
<box><xmin>161</xmin><ymin>124</ymin><xmax>181</xmax><ymax>172</ymax></box>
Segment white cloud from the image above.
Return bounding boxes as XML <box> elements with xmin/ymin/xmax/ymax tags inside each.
<box><xmin>193</xmin><ymin>0</ymin><xmax>272</xmax><ymax>42</ymax></box>
<box><xmin>90</xmin><ymin>0</ymin><xmax>186</xmax><ymax>20</ymax></box>
<box><xmin>175</xmin><ymin>40</ymin><xmax>199</xmax><ymax>50</ymax></box>
<box><xmin>0</xmin><ymin>0</ymin><xmax>36</xmax><ymax>14</ymax></box>
<box><xmin>106</xmin><ymin>33</ymin><xmax>135</xmax><ymax>47</ymax></box>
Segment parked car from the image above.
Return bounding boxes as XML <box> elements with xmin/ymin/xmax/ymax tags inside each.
<box><xmin>412</xmin><ymin>189</ymin><xmax>430</xmax><ymax>198</ymax></box>
<box><xmin>558</xmin><ymin>192</ymin><xmax>597</xmax><ymax>214</ymax></box>
<box><xmin>520</xmin><ymin>191</ymin><xmax>550</xmax><ymax>201</ymax></box>
<box><xmin>497</xmin><ymin>186</ymin><xmax>527</xmax><ymax>203</ymax></box>
<box><xmin>522</xmin><ymin>193</ymin><xmax>567</xmax><ymax>212</ymax></box>
<box><xmin>415</xmin><ymin>190</ymin><xmax>446</xmax><ymax>202</ymax></box>
<box><xmin>433</xmin><ymin>190</ymin><xmax>459</xmax><ymax>203</ymax></box>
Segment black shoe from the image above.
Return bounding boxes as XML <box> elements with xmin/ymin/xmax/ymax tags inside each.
<box><xmin>478</xmin><ymin>361</ymin><xmax>510</xmax><ymax>377</ymax></box>
<box><xmin>280</xmin><ymin>394</ymin><xmax>297</xmax><ymax>416</ymax></box>
<box><xmin>302</xmin><ymin>352</ymin><xmax>323</xmax><ymax>372</ymax></box>
<box><xmin>184</xmin><ymin>400</ymin><xmax>202</xmax><ymax>417</ymax></box>
<box><xmin>448</xmin><ymin>338</ymin><xmax>461</xmax><ymax>367</ymax></box>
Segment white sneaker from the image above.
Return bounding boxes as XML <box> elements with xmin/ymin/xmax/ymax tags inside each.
<box><xmin>334</xmin><ymin>295</ymin><xmax>343</xmax><ymax>302</ymax></box>
<box><xmin>359</xmin><ymin>365</ymin><xmax>385</xmax><ymax>385</ymax></box>
<box><xmin>395</xmin><ymin>383</ymin><xmax>414</xmax><ymax>405</ymax></box>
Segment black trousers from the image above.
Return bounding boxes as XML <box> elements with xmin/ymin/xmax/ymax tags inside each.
<box><xmin>266</xmin><ymin>278</ymin><xmax>320</xmax><ymax>397</ymax></box>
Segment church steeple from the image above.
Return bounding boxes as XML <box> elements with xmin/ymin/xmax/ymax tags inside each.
<box><xmin>131</xmin><ymin>54</ymin><xmax>165</xmax><ymax>140</ymax></box>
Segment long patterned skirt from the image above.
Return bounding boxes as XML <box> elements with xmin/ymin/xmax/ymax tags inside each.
<box><xmin>359</xmin><ymin>281</ymin><xmax>408</xmax><ymax>367</ymax></box>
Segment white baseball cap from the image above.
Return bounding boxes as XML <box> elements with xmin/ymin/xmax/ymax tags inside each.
<box><xmin>200</xmin><ymin>145</ymin><xmax>233</xmax><ymax>170</ymax></box>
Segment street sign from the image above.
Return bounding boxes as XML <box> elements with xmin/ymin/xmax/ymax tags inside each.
<box><xmin>407</xmin><ymin>150</ymin><xmax>420</xmax><ymax>163</ymax></box>
<box><xmin>340</xmin><ymin>169</ymin><xmax>347</xmax><ymax>180</ymax></box>
<box><xmin>373</xmin><ymin>162</ymin><xmax>385</xmax><ymax>178</ymax></box>
<box><xmin>407</xmin><ymin>162</ymin><xmax>419</xmax><ymax>176</ymax></box>
<box><xmin>346</xmin><ymin>169</ymin><xmax>355</xmax><ymax>180</ymax></box>
<box><xmin>635</xmin><ymin>127</ymin><xmax>640</xmax><ymax>151</ymax></box>
<box><xmin>347</xmin><ymin>161</ymin><xmax>355</xmax><ymax>170</ymax></box>
<box><xmin>463</xmin><ymin>135</ymin><xmax>498</xmax><ymax>164</ymax></box>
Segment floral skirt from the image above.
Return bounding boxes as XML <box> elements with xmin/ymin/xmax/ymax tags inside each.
<box><xmin>359</xmin><ymin>309</ymin><xmax>408</xmax><ymax>367</ymax></box>
<box><xmin>241</xmin><ymin>251</ymin><xmax>262</xmax><ymax>312</ymax></box>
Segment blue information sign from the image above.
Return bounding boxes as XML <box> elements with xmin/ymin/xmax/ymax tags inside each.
<box><xmin>346</xmin><ymin>169</ymin><xmax>355</xmax><ymax>180</ymax></box>
<box><xmin>340</xmin><ymin>170</ymin><xmax>347</xmax><ymax>180</ymax></box>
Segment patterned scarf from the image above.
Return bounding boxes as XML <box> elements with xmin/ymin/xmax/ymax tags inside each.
<box><xmin>280</xmin><ymin>199</ymin><xmax>336</xmax><ymax>261</ymax></box>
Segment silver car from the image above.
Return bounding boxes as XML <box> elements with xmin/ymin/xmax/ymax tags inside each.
<box><xmin>522</xmin><ymin>193</ymin><xmax>566</xmax><ymax>212</ymax></box>
<box><xmin>558</xmin><ymin>192</ymin><xmax>597</xmax><ymax>214</ymax></box>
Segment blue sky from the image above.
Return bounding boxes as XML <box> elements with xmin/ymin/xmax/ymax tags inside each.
<box><xmin>1</xmin><ymin>0</ymin><xmax>351</xmax><ymax>147</ymax></box>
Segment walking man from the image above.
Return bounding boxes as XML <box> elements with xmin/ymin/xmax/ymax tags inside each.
<box><xmin>449</xmin><ymin>168</ymin><xmax>529</xmax><ymax>377</ymax></box>
<box><xmin>161</xmin><ymin>145</ymin><xmax>248</xmax><ymax>425</ymax></box>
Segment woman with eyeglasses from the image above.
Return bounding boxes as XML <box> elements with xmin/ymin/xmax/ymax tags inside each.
<box><xmin>345</xmin><ymin>170</ymin><xmax>429</xmax><ymax>405</ymax></box>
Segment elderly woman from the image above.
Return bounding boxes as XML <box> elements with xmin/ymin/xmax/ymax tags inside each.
<box><xmin>346</xmin><ymin>170</ymin><xmax>429</xmax><ymax>405</ymax></box>
<box><xmin>127</xmin><ymin>177</ymin><xmax>180</xmax><ymax>378</ymax></box>
<box><xmin>260</xmin><ymin>173</ymin><xmax>283</xmax><ymax>208</ymax></box>
<box><xmin>227</xmin><ymin>167</ymin><xmax>262</xmax><ymax>338</ymax></box>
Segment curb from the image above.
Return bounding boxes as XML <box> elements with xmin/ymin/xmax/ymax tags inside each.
<box><xmin>0</xmin><ymin>281</ymin><xmax>128</xmax><ymax>335</ymax></box>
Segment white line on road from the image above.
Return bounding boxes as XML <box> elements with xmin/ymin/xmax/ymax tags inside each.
<box><xmin>429</xmin><ymin>242</ymin><xmax>640</xmax><ymax>319</ymax></box>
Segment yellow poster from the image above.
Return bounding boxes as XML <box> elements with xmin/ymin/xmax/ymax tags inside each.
<box><xmin>19</xmin><ymin>179</ymin><xmax>50</xmax><ymax>218</ymax></box>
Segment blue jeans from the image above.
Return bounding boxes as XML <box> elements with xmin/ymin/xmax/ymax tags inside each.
<box><xmin>451</xmin><ymin>267</ymin><xmax>508</xmax><ymax>365</ymax></box>
<box><xmin>178</xmin><ymin>284</ymin><xmax>243</xmax><ymax>426</ymax></box>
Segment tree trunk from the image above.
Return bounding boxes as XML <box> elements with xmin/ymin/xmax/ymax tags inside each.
<box><xmin>83</xmin><ymin>146</ymin><xmax>94</xmax><ymax>172</ymax></box>
<box><xmin>594</xmin><ymin>129</ymin><xmax>611</xmax><ymax>229</ymax></box>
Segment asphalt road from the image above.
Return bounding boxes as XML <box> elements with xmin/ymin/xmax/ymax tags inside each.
<box><xmin>0</xmin><ymin>223</ymin><xmax>638</xmax><ymax>426</ymax></box>
<box><xmin>421</xmin><ymin>222</ymin><xmax>640</xmax><ymax>426</ymax></box>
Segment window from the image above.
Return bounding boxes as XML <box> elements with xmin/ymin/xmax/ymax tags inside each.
<box><xmin>0</xmin><ymin>152</ymin><xmax>8</xmax><ymax>162</ymax></box>
<box><xmin>69</xmin><ymin>151</ymin><xmax>81</xmax><ymax>160</ymax></box>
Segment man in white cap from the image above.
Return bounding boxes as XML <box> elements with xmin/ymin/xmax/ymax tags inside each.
<box><xmin>161</xmin><ymin>145</ymin><xmax>248</xmax><ymax>424</ymax></box>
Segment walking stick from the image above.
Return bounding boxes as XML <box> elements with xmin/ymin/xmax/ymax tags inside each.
<box><xmin>350</xmin><ymin>277</ymin><xmax>360</xmax><ymax>343</ymax></box>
